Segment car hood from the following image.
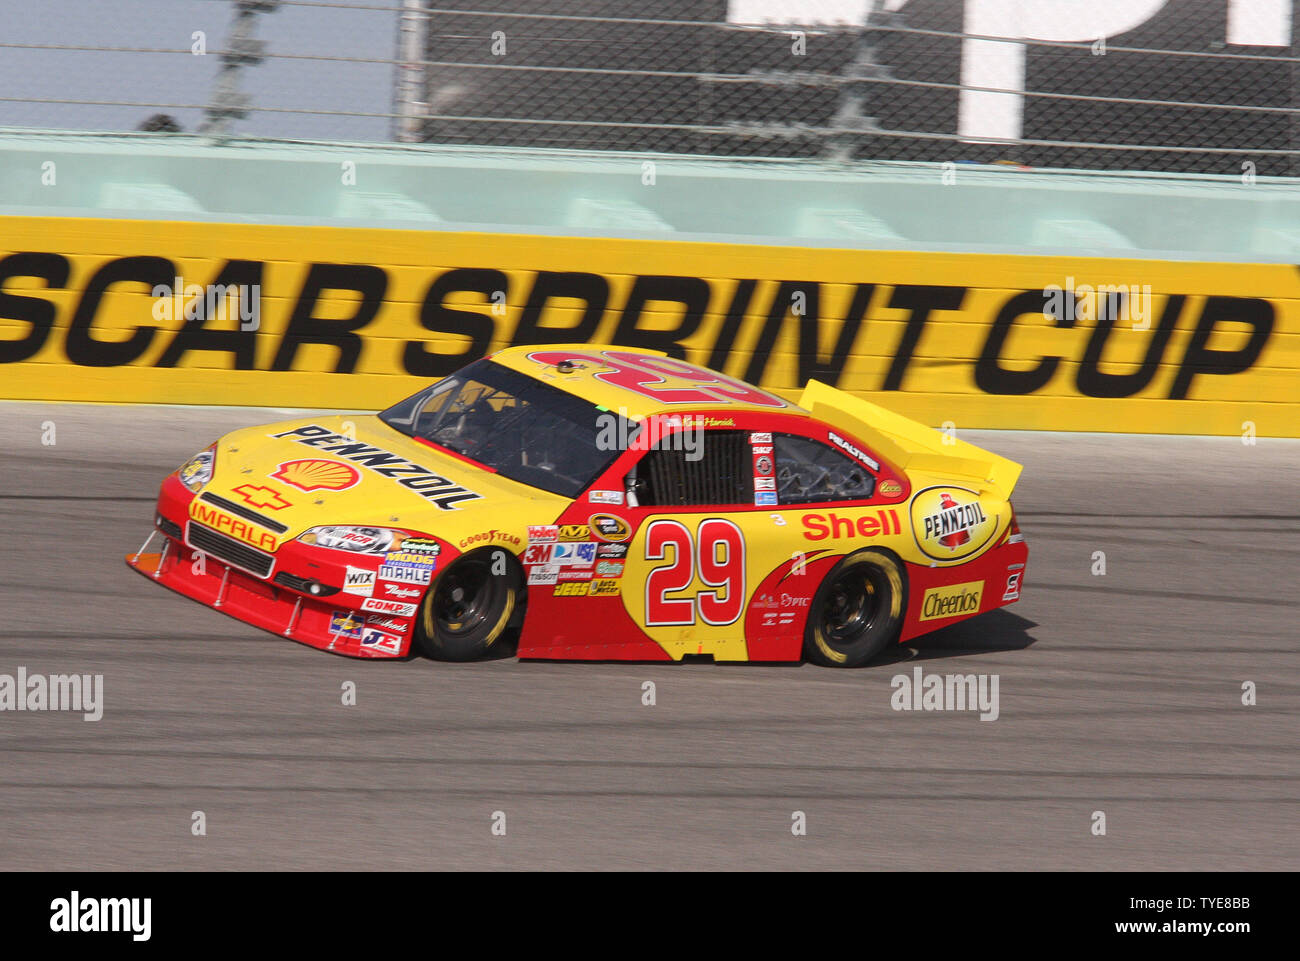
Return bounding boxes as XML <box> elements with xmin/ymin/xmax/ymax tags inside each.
<box><xmin>196</xmin><ymin>414</ymin><xmax>570</xmax><ymax>548</ymax></box>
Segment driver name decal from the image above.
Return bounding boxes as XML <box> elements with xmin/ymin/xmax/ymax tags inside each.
<box><xmin>270</xmin><ymin>425</ymin><xmax>482</xmax><ymax>510</ymax></box>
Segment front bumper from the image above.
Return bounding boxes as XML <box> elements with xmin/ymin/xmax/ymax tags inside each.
<box><xmin>125</xmin><ymin>536</ymin><xmax>412</xmax><ymax>658</ymax></box>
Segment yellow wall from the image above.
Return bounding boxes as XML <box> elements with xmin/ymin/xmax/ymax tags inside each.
<box><xmin>2</xmin><ymin>216</ymin><xmax>1294</xmax><ymax>435</ymax></box>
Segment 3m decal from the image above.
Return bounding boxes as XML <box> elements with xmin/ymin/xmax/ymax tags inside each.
<box><xmin>522</xmin><ymin>544</ymin><xmax>555</xmax><ymax>566</ymax></box>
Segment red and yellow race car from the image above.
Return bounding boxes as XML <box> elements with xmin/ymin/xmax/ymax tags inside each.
<box><xmin>127</xmin><ymin>345</ymin><xmax>1027</xmax><ymax>667</ymax></box>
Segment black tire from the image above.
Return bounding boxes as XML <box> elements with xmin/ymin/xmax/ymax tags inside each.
<box><xmin>414</xmin><ymin>550</ymin><xmax>523</xmax><ymax>661</ymax></box>
<box><xmin>803</xmin><ymin>549</ymin><xmax>906</xmax><ymax>668</ymax></box>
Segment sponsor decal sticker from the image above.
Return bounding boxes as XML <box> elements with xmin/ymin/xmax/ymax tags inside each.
<box><xmin>527</xmin><ymin>525</ymin><xmax>559</xmax><ymax>543</ymax></box>
<box><xmin>910</xmin><ymin>487</ymin><xmax>997</xmax><ymax>561</ymax></box>
<box><xmin>522</xmin><ymin>544</ymin><xmax>555</xmax><ymax>565</ymax></box>
<box><xmin>553</xmin><ymin>582</ymin><xmax>587</xmax><ymax>597</ymax></box>
<box><xmin>343</xmin><ymin>565</ymin><xmax>376</xmax><ymax>597</ymax></box>
<box><xmin>587</xmin><ymin>578</ymin><xmax>620</xmax><ymax>596</ymax></box>
<box><xmin>556</xmin><ymin>568</ymin><xmax>594</xmax><ymax>582</ymax></box>
<box><xmin>378</xmin><ymin>560</ymin><xmax>432</xmax><ymax>585</ymax></box>
<box><xmin>754</xmin><ymin>476</ymin><xmax>775</xmax><ymax>491</ymax></box>
<box><xmin>230</xmin><ymin>484</ymin><xmax>291</xmax><ymax>510</ymax></box>
<box><xmin>754</xmin><ymin>491</ymin><xmax>778</xmax><ymax>506</ymax></box>
<box><xmin>828</xmin><ymin>431</ymin><xmax>880</xmax><ymax>471</ymax></box>
<box><xmin>329</xmin><ymin>611</ymin><xmax>366</xmax><ymax>639</ymax></box>
<box><xmin>398</xmin><ymin>537</ymin><xmax>441</xmax><ymax>556</ymax></box>
<box><xmin>458</xmin><ymin>529</ymin><xmax>521</xmax><ymax>550</ymax></box>
<box><xmin>188</xmin><ymin>503</ymin><xmax>278</xmax><ymax>551</ymax></box>
<box><xmin>271</xmin><ymin>426</ymin><xmax>482</xmax><ymax>510</ymax></box>
<box><xmin>365</xmin><ymin>615</ymin><xmax>409</xmax><ymax>634</ymax></box>
<box><xmin>802</xmin><ymin>509</ymin><xmax>901</xmax><ymax>541</ymax></box>
<box><xmin>878</xmin><ymin>480</ymin><xmax>903</xmax><ymax>497</ymax></box>
<box><xmin>382</xmin><ymin>583</ymin><xmax>421</xmax><ymax>600</ymax></box>
<box><xmin>271</xmin><ymin>458</ymin><xmax>361</xmax><ymax>493</ymax></box>
<box><xmin>559</xmin><ymin>524</ymin><xmax>591</xmax><ymax>542</ymax></box>
<box><xmin>361</xmin><ymin>598</ymin><xmax>419</xmax><ymax>617</ymax></box>
<box><xmin>1003</xmin><ymin>571</ymin><xmax>1022</xmax><ymax>601</ymax></box>
<box><xmin>588</xmin><ymin>489</ymin><xmax>624</xmax><ymax>505</ymax></box>
<box><xmin>360</xmin><ymin>628</ymin><xmax>402</xmax><ymax>655</ymax></box>
<box><xmin>595</xmin><ymin>560</ymin><xmax>625</xmax><ymax>578</ymax></box>
<box><xmin>589</xmin><ymin>514</ymin><xmax>631</xmax><ymax>542</ymax></box>
<box><xmin>919</xmin><ymin>580</ymin><xmax>984</xmax><ymax>621</ymax></box>
<box><xmin>528</xmin><ymin>565</ymin><xmax>559</xmax><ymax>586</ymax></box>
<box><xmin>554</xmin><ymin>542</ymin><xmax>597</xmax><ymax>567</ymax></box>
<box><xmin>749</xmin><ymin>432</ymin><xmax>772</xmax><ymax>443</ymax></box>
<box><xmin>596</xmin><ymin>542</ymin><xmax>628</xmax><ymax>558</ymax></box>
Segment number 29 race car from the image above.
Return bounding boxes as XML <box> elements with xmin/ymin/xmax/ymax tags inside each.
<box><xmin>126</xmin><ymin>346</ymin><xmax>1028</xmax><ymax>667</ymax></box>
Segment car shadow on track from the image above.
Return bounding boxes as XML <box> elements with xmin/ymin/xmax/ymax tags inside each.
<box><xmin>876</xmin><ymin>609</ymin><xmax>1040</xmax><ymax>667</ymax></box>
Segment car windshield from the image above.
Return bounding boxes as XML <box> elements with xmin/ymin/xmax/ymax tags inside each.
<box><xmin>379</xmin><ymin>360</ymin><xmax>634</xmax><ymax>498</ymax></box>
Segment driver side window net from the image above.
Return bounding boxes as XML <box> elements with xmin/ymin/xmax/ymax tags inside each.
<box><xmin>775</xmin><ymin>434</ymin><xmax>875</xmax><ymax>505</ymax></box>
<box><xmin>632</xmin><ymin>430</ymin><xmax>752</xmax><ymax>507</ymax></box>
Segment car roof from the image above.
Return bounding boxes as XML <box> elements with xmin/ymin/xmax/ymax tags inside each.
<box><xmin>489</xmin><ymin>344</ymin><xmax>810</xmax><ymax>420</ymax></box>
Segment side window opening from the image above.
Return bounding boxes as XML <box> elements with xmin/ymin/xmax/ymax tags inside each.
<box><xmin>775</xmin><ymin>433</ymin><xmax>876</xmax><ymax>505</ymax></box>
<box><xmin>628</xmin><ymin>430</ymin><xmax>753</xmax><ymax>507</ymax></box>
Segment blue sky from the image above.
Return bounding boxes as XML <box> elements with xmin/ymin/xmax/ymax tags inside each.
<box><xmin>0</xmin><ymin>0</ymin><xmax>401</xmax><ymax>140</ymax></box>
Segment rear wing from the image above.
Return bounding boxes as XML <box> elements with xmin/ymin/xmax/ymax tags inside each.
<box><xmin>799</xmin><ymin>380</ymin><xmax>1022</xmax><ymax>501</ymax></box>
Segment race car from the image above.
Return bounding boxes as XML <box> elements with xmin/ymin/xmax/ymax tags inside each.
<box><xmin>126</xmin><ymin>345</ymin><xmax>1027</xmax><ymax>667</ymax></box>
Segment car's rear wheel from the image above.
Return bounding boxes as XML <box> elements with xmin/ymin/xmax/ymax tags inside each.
<box><xmin>414</xmin><ymin>551</ymin><xmax>523</xmax><ymax>661</ymax></box>
<box><xmin>803</xmin><ymin>549</ymin><xmax>905</xmax><ymax>668</ymax></box>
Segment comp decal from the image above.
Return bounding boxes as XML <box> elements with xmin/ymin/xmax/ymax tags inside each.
<box><xmin>270</xmin><ymin>425</ymin><xmax>481</xmax><ymax>510</ymax></box>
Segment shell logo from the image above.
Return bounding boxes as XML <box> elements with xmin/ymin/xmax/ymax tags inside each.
<box><xmin>272</xmin><ymin>459</ymin><xmax>361</xmax><ymax>493</ymax></box>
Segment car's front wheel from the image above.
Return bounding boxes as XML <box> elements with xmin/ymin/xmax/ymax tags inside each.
<box><xmin>414</xmin><ymin>551</ymin><xmax>523</xmax><ymax>661</ymax></box>
<box><xmin>803</xmin><ymin>549</ymin><xmax>906</xmax><ymax>667</ymax></box>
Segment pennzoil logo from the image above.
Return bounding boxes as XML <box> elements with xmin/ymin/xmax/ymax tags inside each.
<box><xmin>910</xmin><ymin>487</ymin><xmax>996</xmax><ymax>561</ymax></box>
<box><xmin>189</xmin><ymin>502</ymin><xmax>278</xmax><ymax>551</ymax></box>
<box><xmin>589</xmin><ymin>514</ymin><xmax>631</xmax><ymax>542</ymax></box>
<box><xmin>272</xmin><ymin>458</ymin><xmax>360</xmax><ymax>493</ymax></box>
<box><xmin>271</xmin><ymin>425</ymin><xmax>481</xmax><ymax>510</ymax></box>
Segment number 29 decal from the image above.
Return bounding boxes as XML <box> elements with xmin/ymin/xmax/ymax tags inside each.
<box><xmin>644</xmin><ymin>518</ymin><xmax>746</xmax><ymax>627</ymax></box>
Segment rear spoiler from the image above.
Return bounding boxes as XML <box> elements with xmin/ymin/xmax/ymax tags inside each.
<box><xmin>798</xmin><ymin>380</ymin><xmax>1022</xmax><ymax>501</ymax></box>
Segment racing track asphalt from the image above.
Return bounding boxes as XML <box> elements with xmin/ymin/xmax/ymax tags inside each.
<box><xmin>0</xmin><ymin>403</ymin><xmax>1296</xmax><ymax>871</ymax></box>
